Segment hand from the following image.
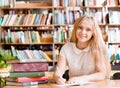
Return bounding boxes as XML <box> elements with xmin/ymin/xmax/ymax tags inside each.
<box><xmin>54</xmin><ymin>66</ymin><xmax>66</xmax><ymax>84</ymax></box>
<box><xmin>66</xmin><ymin>76</ymin><xmax>86</xmax><ymax>84</ymax></box>
<box><xmin>66</xmin><ymin>77</ymin><xmax>78</xmax><ymax>84</ymax></box>
<box><xmin>54</xmin><ymin>76</ymin><xmax>66</xmax><ymax>84</ymax></box>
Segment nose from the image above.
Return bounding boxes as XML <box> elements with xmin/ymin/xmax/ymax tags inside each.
<box><xmin>81</xmin><ymin>29</ymin><xmax>86</xmax><ymax>34</ymax></box>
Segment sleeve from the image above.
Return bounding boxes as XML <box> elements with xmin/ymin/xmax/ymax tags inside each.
<box><xmin>59</xmin><ymin>44</ymin><xmax>67</xmax><ymax>59</ymax></box>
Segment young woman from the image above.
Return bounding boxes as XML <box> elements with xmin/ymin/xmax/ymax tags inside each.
<box><xmin>53</xmin><ymin>15</ymin><xmax>111</xmax><ymax>84</ymax></box>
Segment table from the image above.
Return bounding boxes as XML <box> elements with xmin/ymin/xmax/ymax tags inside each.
<box><xmin>3</xmin><ymin>79</ymin><xmax>120</xmax><ymax>88</ymax></box>
<box><xmin>2</xmin><ymin>71</ymin><xmax>120</xmax><ymax>88</ymax></box>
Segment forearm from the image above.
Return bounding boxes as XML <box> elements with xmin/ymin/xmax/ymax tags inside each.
<box><xmin>66</xmin><ymin>72</ymin><xmax>107</xmax><ymax>84</ymax></box>
<box><xmin>79</xmin><ymin>72</ymin><xmax>107</xmax><ymax>82</ymax></box>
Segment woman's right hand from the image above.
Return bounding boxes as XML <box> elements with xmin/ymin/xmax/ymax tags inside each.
<box><xmin>53</xmin><ymin>66</ymin><xmax>66</xmax><ymax>84</ymax></box>
<box><xmin>54</xmin><ymin>76</ymin><xmax>66</xmax><ymax>84</ymax></box>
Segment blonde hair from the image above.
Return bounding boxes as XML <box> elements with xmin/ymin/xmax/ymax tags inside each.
<box><xmin>70</xmin><ymin>15</ymin><xmax>111</xmax><ymax>78</ymax></box>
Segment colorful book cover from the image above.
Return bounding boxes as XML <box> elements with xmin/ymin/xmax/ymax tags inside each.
<box><xmin>10</xmin><ymin>72</ymin><xmax>45</xmax><ymax>77</ymax></box>
<box><xmin>17</xmin><ymin>76</ymin><xmax>48</xmax><ymax>82</ymax></box>
<box><xmin>11</xmin><ymin>62</ymin><xmax>48</xmax><ymax>72</ymax></box>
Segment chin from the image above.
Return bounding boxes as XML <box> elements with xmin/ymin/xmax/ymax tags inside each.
<box><xmin>78</xmin><ymin>40</ymin><xmax>87</xmax><ymax>43</ymax></box>
<box><xmin>78</xmin><ymin>39</ymin><xmax>89</xmax><ymax>43</ymax></box>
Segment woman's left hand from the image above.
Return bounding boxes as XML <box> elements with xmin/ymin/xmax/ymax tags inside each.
<box><xmin>66</xmin><ymin>76</ymin><xmax>87</xmax><ymax>84</ymax></box>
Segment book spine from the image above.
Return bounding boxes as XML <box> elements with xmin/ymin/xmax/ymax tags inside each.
<box><xmin>12</xmin><ymin>62</ymin><xmax>48</xmax><ymax>72</ymax></box>
<box><xmin>6</xmin><ymin>80</ymin><xmax>48</xmax><ymax>86</ymax></box>
<box><xmin>22</xmin><ymin>80</ymin><xmax>48</xmax><ymax>86</ymax></box>
<box><xmin>10</xmin><ymin>72</ymin><xmax>45</xmax><ymax>77</ymax></box>
<box><xmin>17</xmin><ymin>76</ymin><xmax>48</xmax><ymax>82</ymax></box>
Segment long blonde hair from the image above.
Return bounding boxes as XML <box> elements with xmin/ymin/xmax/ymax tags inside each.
<box><xmin>70</xmin><ymin>15</ymin><xmax>111</xmax><ymax>77</ymax></box>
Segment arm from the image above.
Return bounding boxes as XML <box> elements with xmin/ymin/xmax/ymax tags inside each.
<box><xmin>53</xmin><ymin>55</ymin><xmax>67</xmax><ymax>84</ymax></box>
<box><xmin>66</xmin><ymin>57</ymin><xmax>110</xmax><ymax>84</ymax></box>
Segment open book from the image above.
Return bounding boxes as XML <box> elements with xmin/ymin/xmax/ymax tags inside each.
<box><xmin>52</xmin><ymin>81</ymin><xmax>96</xmax><ymax>86</ymax></box>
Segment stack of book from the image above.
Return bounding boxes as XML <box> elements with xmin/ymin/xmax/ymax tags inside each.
<box><xmin>5</xmin><ymin>62</ymin><xmax>49</xmax><ymax>86</ymax></box>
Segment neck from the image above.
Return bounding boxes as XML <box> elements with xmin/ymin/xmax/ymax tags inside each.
<box><xmin>76</xmin><ymin>42</ymin><xmax>89</xmax><ymax>50</ymax></box>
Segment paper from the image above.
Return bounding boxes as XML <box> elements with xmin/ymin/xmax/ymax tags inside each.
<box><xmin>52</xmin><ymin>81</ymin><xmax>96</xmax><ymax>86</ymax></box>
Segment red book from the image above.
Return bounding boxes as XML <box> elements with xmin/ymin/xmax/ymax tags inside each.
<box><xmin>11</xmin><ymin>62</ymin><xmax>48</xmax><ymax>72</ymax></box>
<box><xmin>17</xmin><ymin>76</ymin><xmax>48</xmax><ymax>82</ymax></box>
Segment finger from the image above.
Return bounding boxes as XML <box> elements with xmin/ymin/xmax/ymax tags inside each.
<box><xmin>57</xmin><ymin>78</ymin><xmax>66</xmax><ymax>84</ymax></box>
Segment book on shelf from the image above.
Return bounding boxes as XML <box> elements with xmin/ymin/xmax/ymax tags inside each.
<box><xmin>5</xmin><ymin>14</ymin><xmax>12</xmax><ymax>25</ymax></box>
<box><xmin>26</xmin><ymin>14</ymin><xmax>34</xmax><ymax>25</ymax></box>
<box><xmin>9</xmin><ymin>72</ymin><xmax>45</xmax><ymax>77</ymax></box>
<box><xmin>24</xmin><ymin>14</ymin><xmax>31</xmax><ymax>25</ymax></box>
<box><xmin>33</xmin><ymin>14</ymin><xmax>40</xmax><ymax>25</ymax></box>
<box><xmin>6</xmin><ymin>80</ymin><xmax>48</xmax><ymax>86</ymax></box>
<box><xmin>10</xmin><ymin>62</ymin><xmax>48</xmax><ymax>72</ymax></box>
<box><xmin>22</xmin><ymin>14</ymin><xmax>29</xmax><ymax>25</ymax></box>
<box><xmin>19</xmin><ymin>14</ymin><xmax>26</xmax><ymax>25</ymax></box>
<box><xmin>46</xmin><ymin>13</ymin><xmax>52</xmax><ymax>25</ymax></box>
<box><xmin>37</xmin><ymin>14</ymin><xmax>43</xmax><ymax>25</ymax></box>
<box><xmin>1</xmin><ymin>14</ymin><xmax>9</xmax><ymax>26</ymax></box>
<box><xmin>40</xmin><ymin>13</ymin><xmax>48</xmax><ymax>25</ymax></box>
<box><xmin>10</xmin><ymin>0</ymin><xmax>16</xmax><ymax>8</ymax></box>
<box><xmin>29</xmin><ymin>13</ymin><xmax>37</xmax><ymax>25</ymax></box>
<box><xmin>109</xmin><ymin>11</ymin><xmax>120</xmax><ymax>24</ymax></box>
<box><xmin>8</xmin><ymin>14</ymin><xmax>18</xmax><ymax>26</ymax></box>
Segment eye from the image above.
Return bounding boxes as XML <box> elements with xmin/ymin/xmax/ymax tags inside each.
<box><xmin>86</xmin><ymin>28</ymin><xmax>91</xmax><ymax>31</ymax></box>
<box><xmin>77</xmin><ymin>26</ymin><xmax>83</xmax><ymax>32</ymax></box>
<box><xmin>78</xmin><ymin>26</ymin><xmax>82</xmax><ymax>29</ymax></box>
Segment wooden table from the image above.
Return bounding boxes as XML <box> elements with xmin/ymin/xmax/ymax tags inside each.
<box><xmin>3</xmin><ymin>79</ymin><xmax>120</xmax><ymax>88</ymax></box>
<box><xmin>2</xmin><ymin>71</ymin><xmax>120</xmax><ymax>88</ymax></box>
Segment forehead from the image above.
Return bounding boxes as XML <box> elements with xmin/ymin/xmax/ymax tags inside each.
<box><xmin>78</xmin><ymin>18</ymin><xmax>94</xmax><ymax>28</ymax></box>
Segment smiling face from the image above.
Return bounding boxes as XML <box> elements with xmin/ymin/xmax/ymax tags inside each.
<box><xmin>76</xmin><ymin>18</ymin><xmax>94</xmax><ymax>44</ymax></box>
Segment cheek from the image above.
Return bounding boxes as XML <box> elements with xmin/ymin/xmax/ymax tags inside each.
<box><xmin>76</xmin><ymin>32</ymin><xmax>80</xmax><ymax>38</ymax></box>
<box><xmin>88</xmin><ymin>33</ymin><xmax>93</xmax><ymax>39</ymax></box>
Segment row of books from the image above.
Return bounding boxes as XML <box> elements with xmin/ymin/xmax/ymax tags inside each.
<box><xmin>108</xmin><ymin>28</ymin><xmax>120</xmax><ymax>43</ymax></box>
<box><xmin>0</xmin><ymin>27</ymin><xmax>73</xmax><ymax>43</ymax></box>
<box><xmin>1</xmin><ymin>0</ymin><xmax>119</xmax><ymax>8</ymax></box>
<box><xmin>54</xmin><ymin>8</ymin><xmax>104</xmax><ymax>25</ymax></box>
<box><xmin>1</xmin><ymin>29</ymin><xmax>54</xmax><ymax>43</ymax></box>
<box><xmin>1</xmin><ymin>12</ymin><xmax>52</xmax><ymax>26</ymax></box>
<box><xmin>0</xmin><ymin>0</ymin><xmax>15</xmax><ymax>7</ymax></box>
<box><xmin>53</xmin><ymin>0</ymin><xmax>83</xmax><ymax>7</ymax></box>
<box><xmin>85</xmin><ymin>8</ymin><xmax>104</xmax><ymax>24</ymax></box>
<box><xmin>53</xmin><ymin>0</ymin><xmax>105</xmax><ymax>7</ymax></box>
<box><xmin>84</xmin><ymin>0</ymin><xmax>105</xmax><ymax>6</ymax></box>
<box><xmin>54</xmin><ymin>9</ymin><xmax>83</xmax><ymax>24</ymax></box>
<box><xmin>10</xmin><ymin>46</ymin><xmax>52</xmax><ymax>62</ymax></box>
<box><xmin>1</xmin><ymin>30</ymin><xmax>40</xmax><ymax>43</ymax></box>
<box><xmin>53</xmin><ymin>27</ymin><xmax>73</xmax><ymax>42</ymax></box>
<box><xmin>107</xmin><ymin>0</ymin><xmax>120</xmax><ymax>5</ymax></box>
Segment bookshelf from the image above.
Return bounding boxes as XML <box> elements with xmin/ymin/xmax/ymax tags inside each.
<box><xmin>0</xmin><ymin>0</ymin><xmax>54</xmax><ymax>87</ymax></box>
<box><xmin>106</xmin><ymin>0</ymin><xmax>120</xmax><ymax>69</ymax></box>
<box><xmin>0</xmin><ymin>1</ymin><xmax>54</xmax><ymax>62</ymax></box>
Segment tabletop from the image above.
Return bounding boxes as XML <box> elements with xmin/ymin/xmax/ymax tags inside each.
<box><xmin>3</xmin><ymin>79</ymin><xmax>120</xmax><ymax>88</ymax></box>
<box><xmin>2</xmin><ymin>71</ymin><xmax>120</xmax><ymax>88</ymax></box>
